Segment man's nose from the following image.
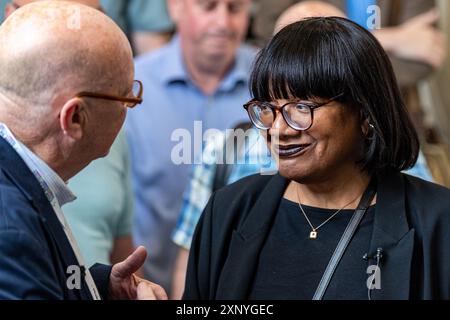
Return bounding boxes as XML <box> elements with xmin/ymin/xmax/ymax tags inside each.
<box><xmin>214</xmin><ymin>3</ymin><xmax>232</xmax><ymax>29</ymax></box>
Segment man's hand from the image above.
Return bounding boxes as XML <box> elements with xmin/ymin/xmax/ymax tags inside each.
<box><xmin>374</xmin><ymin>9</ymin><xmax>447</xmax><ymax>69</ymax></box>
<box><xmin>108</xmin><ymin>246</ymin><xmax>168</xmax><ymax>300</ymax></box>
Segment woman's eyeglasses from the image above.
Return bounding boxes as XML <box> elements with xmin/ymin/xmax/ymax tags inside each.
<box><xmin>243</xmin><ymin>93</ymin><xmax>344</xmax><ymax>131</ymax></box>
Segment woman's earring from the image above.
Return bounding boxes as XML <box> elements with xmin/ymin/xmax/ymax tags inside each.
<box><xmin>366</xmin><ymin>124</ymin><xmax>376</xmax><ymax>140</ymax></box>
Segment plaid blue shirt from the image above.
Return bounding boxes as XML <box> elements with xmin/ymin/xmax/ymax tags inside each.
<box><xmin>173</xmin><ymin>128</ymin><xmax>434</xmax><ymax>250</ymax></box>
<box><xmin>172</xmin><ymin>128</ymin><xmax>276</xmax><ymax>250</ymax></box>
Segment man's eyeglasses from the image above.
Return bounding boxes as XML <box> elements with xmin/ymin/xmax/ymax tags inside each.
<box><xmin>75</xmin><ymin>80</ymin><xmax>143</xmax><ymax>109</ymax></box>
<box><xmin>243</xmin><ymin>93</ymin><xmax>344</xmax><ymax>131</ymax></box>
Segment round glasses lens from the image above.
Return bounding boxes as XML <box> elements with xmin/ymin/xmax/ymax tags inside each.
<box><xmin>124</xmin><ymin>82</ymin><xmax>142</xmax><ymax>108</ymax></box>
<box><xmin>132</xmin><ymin>81</ymin><xmax>142</xmax><ymax>98</ymax></box>
<box><xmin>285</xmin><ymin>103</ymin><xmax>312</xmax><ymax>130</ymax></box>
<box><xmin>250</xmin><ymin>103</ymin><xmax>273</xmax><ymax>129</ymax></box>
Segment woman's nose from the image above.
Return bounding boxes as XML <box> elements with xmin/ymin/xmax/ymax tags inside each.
<box><xmin>269</xmin><ymin>111</ymin><xmax>297</xmax><ymax>138</ymax></box>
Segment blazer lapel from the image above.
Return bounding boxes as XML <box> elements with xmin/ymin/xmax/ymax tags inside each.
<box><xmin>368</xmin><ymin>172</ymin><xmax>414</xmax><ymax>300</ymax></box>
<box><xmin>0</xmin><ymin>137</ymin><xmax>92</xmax><ymax>300</ymax></box>
<box><xmin>215</xmin><ymin>174</ymin><xmax>289</xmax><ymax>299</ymax></box>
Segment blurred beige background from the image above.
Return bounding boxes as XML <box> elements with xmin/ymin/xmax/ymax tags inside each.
<box><xmin>419</xmin><ymin>0</ymin><xmax>450</xmax><ymax>186</ymax></box>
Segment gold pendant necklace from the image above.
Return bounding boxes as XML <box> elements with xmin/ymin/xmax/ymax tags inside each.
<box><xmin>296</xmin><ymin>185</ymin><xmax>360</xmax><ymax>240</ymax></box>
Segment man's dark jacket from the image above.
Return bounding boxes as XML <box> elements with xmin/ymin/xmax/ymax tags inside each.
<box><xmin>0</xmin><ymin>137</ymin><xmax>111</xmax><ymax>299</ymax></box>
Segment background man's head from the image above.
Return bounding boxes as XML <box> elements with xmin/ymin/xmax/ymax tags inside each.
<box><xmin>167</xmin><ymin>0</ymin><xmax>251</xmax><ymax>75</ymax></box>
<box><xmin>0</xmin><ymin>1</ymin><xmax>134</xmax><ymax>179</ymax></box>
<box><xmin>274</xmin><ymin>1</ymin><xmax>345</xmax><ymax>34</ymax></box>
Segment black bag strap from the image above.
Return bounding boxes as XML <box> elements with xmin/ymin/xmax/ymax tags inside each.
<box><xmin>312</xmin><ymin>178</ymin><xmax>378</xmax><ymax>300</ymax></box>
<box><xmin>213</xmin><ymin>122</ymin><xmax>253</xmax><ymax>192</ymax></box>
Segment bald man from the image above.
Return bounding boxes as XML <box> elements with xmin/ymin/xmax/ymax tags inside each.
<box><xmin>0</xmin><ymin>1</ymin><xmax>166</xmax><ymax>300</ymax></box>
<box><xmin>274</xmin><ymin>1</ymin><xmax>345</xmax><ymax>33</ymax></box>
<box><xmin>4</xmin><ymin>0</ymin><xmax>141</xmax><ymax>280</ymax></box>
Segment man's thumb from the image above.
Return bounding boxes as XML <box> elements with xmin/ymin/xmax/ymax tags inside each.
<box><xmin>113</xmin><ymin>246</ymin><xmax>147</xmax><ymax>278</ymax></box>
<box><xmin>137</xmin><ymin>282</ymin><xmax>157</xmax><ymax>300</ymax></box>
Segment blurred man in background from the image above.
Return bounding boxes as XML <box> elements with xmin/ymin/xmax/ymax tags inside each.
<box><xmin>126</xmin><ymin>0</ymin><xmax>255</xmax><ymax>294</ymax></box>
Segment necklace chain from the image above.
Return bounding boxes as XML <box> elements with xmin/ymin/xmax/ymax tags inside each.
<box><xmin>296</xmin><ymin>185</ymin><xmax>360</xmax><ymax>239</ymax></box>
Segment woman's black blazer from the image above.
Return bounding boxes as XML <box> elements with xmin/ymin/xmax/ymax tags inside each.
<box><xmin>184</xmin><ymin>171</ymin><xmax>450</xmax><ymax>300</ymax></box>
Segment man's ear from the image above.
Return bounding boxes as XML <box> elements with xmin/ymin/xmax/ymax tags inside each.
<box><xmin>167</xmin><ymin>0</ymin><xmax>182</xmax><ymax>23</ymax></box>
<box><xmin>59</xmin><ymin>98</ymin><xmax>85</xmax><ymax>141</ymax></box>
<box><xmin>4</xmin><ymin>4</ymin><xmax>16</xmax><ymax>19</ymax></box>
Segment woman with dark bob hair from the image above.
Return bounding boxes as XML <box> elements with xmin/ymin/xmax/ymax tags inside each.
<box><xmin>183</xmin><ymin>17</ymin><xmax>450</xmax><ymax>300</ymax></box>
